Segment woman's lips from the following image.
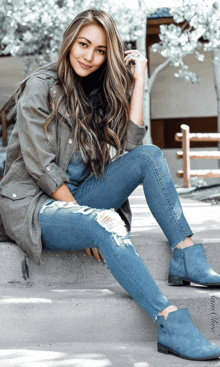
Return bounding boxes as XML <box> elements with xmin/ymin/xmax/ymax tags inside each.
<box><xmin>78</xmin><ymin>61</ymin><xmax>91</xmax><ymax>69</ymax></box>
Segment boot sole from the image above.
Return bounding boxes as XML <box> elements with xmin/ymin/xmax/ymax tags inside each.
<box><xmin>158</xmin><ymin>342</ymin><xmax>220</xmax><ymax>360</ymax></box>
<box><xmin>168</xmin><ymin>274</ymin><xmax>220</xmax><ymax>287</ymax></box>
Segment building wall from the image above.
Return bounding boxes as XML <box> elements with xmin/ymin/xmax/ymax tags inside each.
<box><xmin>0</xmin><ymin>57</ymin><xmax>36</xmax><ymax>109</ymax></box>
<box><xmin>150</xmin><ymin>48</ymin><xmax>217</xmax><ymax>119</ymax></box>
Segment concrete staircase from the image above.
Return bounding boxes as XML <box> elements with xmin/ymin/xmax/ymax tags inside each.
<box><xmin>1</xmin><ymin>185</ymin><xmax>220</xmax><ymax>366</ymax></box>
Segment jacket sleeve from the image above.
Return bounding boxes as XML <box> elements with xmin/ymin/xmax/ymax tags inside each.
<box><xmin>17</xmin><ymin>76</ymin><xmax>69</xmax><ymax>196</ymax></box>
<box><xmin>125</xmin><ymin>120</ymin><xmax>147</xmax><ymax>152</ymax></box>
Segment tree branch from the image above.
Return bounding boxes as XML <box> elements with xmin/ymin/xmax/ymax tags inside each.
<box><xmin>149</xmin><ymin>57</ymin><xmax>171</xmax><ymax>92</ymax></box>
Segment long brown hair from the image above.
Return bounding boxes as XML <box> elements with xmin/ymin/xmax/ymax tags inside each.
<box><xmin>50</xmin><ymin>9</ymin><xmax>134</xmax><ymax>176</ymax></box>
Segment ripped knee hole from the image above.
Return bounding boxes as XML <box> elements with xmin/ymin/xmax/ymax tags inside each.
<box><xmin>96</xmin><ymin>210</ymin><xmax>128</xmax><ymax>237</ymax></box>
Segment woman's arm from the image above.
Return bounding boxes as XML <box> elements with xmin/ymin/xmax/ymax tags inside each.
<box><xmin>129</xmin><ymin>79</ymin><xmax>145</xmax><ymax>126</ymax></box>
<box><xmin>124</xmin><ymin>50</ymin><xmax>147</xmax><ymax>127</ymax></box>
<box><xmin>51</xmin><ymin>183</ymin><xmax>78</xmax><ymax>203</ymax></box>
<box><xmin>17</xmin><ymin>76</ymin><xmax>71</xmax><ymax>196</ymax></box>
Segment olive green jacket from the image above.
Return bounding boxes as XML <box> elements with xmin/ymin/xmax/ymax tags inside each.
<box><xmin>0</xmin><ymin>66</ymin><xmax>147</xmax><ymax>265</ymax></box>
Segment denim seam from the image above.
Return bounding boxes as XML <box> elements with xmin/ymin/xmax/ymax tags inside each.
<box><xmin>154</xmin><ymin>161</ymin><xmax>188</xmax><ymax>236</ymax></box>
<box><xmin>145</xmin><ymin>155</ymin><xmax>190</xmax><ymax>240</ymax></box>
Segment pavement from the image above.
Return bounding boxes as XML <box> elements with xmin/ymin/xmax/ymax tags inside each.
<box><xmin>1</xmin><ymin>185</ymin><xmax>220</xmax><ymax>366</ymax></box>
<box><xmin>2</xmin><ymin>341</ymin><xmax>220</xmax><ymax>367</ymax></box>
<box><xmin>3</xmin><ymin>342</ymin><xmax>220</xmax><ymax>367</ymax></box>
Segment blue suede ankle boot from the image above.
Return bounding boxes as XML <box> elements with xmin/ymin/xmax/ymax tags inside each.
<box><xmin>157</xmin><ymin>308</ymin><xmax>220</xmax><ymax>360</ymax></box>
<box><xmin>168</xmin><ymin>244</ymin><xmax>220</xmax><ymax>286</ymax></box>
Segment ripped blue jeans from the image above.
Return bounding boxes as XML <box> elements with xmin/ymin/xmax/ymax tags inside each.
<box><xmin>38</xmin><ymin>145</ymin><xmax>193</xmax><ymax>320</ymax></box>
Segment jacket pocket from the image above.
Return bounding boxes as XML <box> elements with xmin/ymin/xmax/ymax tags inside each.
<box><xmin>0</xmin><ymin>184</ymin><xmax>38</xmax><ymax>200</ymax></box>
<box><xmin>0</xmin><ymin>184</ymin><xmax>39</xmax><ymax>244</ymax></box>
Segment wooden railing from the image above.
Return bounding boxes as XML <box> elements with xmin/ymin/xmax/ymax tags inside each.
<box><xmin>175</xmin><ymin>124</ymin><xmax>220</xmax><ymax>188</ymax></box>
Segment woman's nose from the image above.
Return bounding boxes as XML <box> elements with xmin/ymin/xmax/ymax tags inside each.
<box><xmin>84</xmin><ymin>49</ymin><xmax>94</xmax><ymax>62</ymax></box>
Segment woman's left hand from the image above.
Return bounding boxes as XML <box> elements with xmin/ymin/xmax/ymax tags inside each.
<box><xmin>85</xmin><ymin>247</ymin><xmax>105</xmax><ymax>262</ymax></box>
<box><xmin>124</xmin><ymin>50</ymin><xmax>147</xmax><ymax>82</ymax></box>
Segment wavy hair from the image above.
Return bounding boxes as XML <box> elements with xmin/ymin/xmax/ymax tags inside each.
<box><xmin>49</xmin><ymin>9</ymin><xmax>134</xmax><ymax>176</ymax></box>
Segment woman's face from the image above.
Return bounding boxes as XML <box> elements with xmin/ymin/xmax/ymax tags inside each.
<box><xmin>70</xmin><ymin>23</ymin><xmax>107</xmax><ymax>77</ymax></box>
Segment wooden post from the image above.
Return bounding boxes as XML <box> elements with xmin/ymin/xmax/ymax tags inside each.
<box><xmin>181</xmin><ymin>124</ymin><xmax>190</xmax><ymax>188</ymax></box>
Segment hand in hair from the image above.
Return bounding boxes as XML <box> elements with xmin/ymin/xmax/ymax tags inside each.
<box><xmin>124</xmin><ymin>50</ymin><xmax>147</xmax><ymax>82</ymax></box>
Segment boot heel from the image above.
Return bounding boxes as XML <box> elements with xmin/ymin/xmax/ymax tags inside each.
<box><xmin>168</xmin><ymin>274</ymin><xmax>190</xmax><ymax>286</ymax></box>
<box><xmin>157</xmin><ymin>343</ymin><xmax>169</xmax><ymax>354</ymax></box>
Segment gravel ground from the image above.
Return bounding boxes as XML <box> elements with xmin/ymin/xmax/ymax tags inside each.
<box><xmin>203</xmin><ymin>196</ymin><xmax>220</xmax><ymax>205</ymax></box>
<box><xmin>177</xmin><ymin>184</ymin><xmax>220</xmax><ymax>205</ymax></box>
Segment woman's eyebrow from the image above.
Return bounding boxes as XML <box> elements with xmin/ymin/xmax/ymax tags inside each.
<box><xmin>78</xmin><ymin>36</ymin><xmax>107</xmax><ymax>48</ymax></box>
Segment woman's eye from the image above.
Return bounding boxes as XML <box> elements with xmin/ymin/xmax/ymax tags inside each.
<box><xmin>79</xmin><ymin>42</ymin><xmax>87</xmax><ymax>47</ymax></box>
<box><xmin>97</xmin><ymin>49</ymin><xmax>105</xmax><ymax>54</ymax></box>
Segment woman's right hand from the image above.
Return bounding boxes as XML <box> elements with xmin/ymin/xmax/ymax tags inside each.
<box><xmin>124</xmin><ymin>50</ymin><xmax>147</xmax><ymax>82</ymax></box>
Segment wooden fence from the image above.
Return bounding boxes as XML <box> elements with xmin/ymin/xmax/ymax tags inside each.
<box><xmin>175</xmin><ymin>124</ymin><xmax>220</xmax><ymax>188</ymax></box>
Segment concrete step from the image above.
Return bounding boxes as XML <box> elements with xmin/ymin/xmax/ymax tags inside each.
<box><xmin>1</xmin><ymin>282</ymin><xmax>220</xmax><ymax>348</ymax></box>
<box><xmin>1</xmin><ymin>240</ymin><xmax>220</xmax><ymax>287</ymax></box>
<box><xmin>1</xmin><ymin>186</ymin><xmax>220</xmax><ymax>286</ymax></box>
<box><xmin>2</xmin><ymin>340</ymin><xmax>219</xmax><ymax>367</ymax></box>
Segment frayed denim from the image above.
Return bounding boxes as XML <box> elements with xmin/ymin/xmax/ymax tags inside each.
<box><xmin>38</xmin><ymin>145</ymin><xmax>193</xmax><ymax>320</ymax></box>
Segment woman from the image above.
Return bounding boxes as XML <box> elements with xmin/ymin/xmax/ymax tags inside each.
<box><xmin>0</xmin><ymin>9</ymin><xmax>220</xmax><ymax>360</ymax></box>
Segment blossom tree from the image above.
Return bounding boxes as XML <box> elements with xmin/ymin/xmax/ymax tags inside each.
<box><xmin>152</xmin><ymin>0</ymin><xmax>220</xmax><ymax>136</ymax></box>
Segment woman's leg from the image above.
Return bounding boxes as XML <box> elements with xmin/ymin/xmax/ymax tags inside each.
<box><xmin>74</xmin><ymin>145</ymin><xmax>192</xmax><ymax>250</ymax></box>
<box><xmin>38</xmin><ymin>199</ymin><xmax>171</xmax><ymax>320</ymax></box>
<box><xmin>38</xmin><ymin>199</ymin><xmax>220</xmax><ymax>360</ymax></box>
<box><xmin>74</xmin><ymin>145</ymin><xmax>220</xmax><ymax>286</ymax></box>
